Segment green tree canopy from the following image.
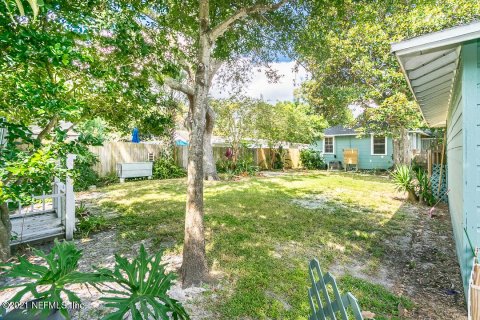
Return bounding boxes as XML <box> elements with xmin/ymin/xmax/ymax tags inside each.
<box><xmin>297</xmin><ymin>0</ymin><xmax>480</xmax><ymax>132</ymax></box>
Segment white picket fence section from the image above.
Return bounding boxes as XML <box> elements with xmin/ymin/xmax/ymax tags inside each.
<box><xmin>9</xmin><ymin>154</ymin><xmax>76</xmax><ymax>245</ymax></box>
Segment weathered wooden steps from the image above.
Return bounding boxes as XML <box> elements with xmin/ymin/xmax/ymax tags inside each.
<box><xmin>10</xmin><ymin>211</ymin><xmax>65</xmax><ymax>246</ymax></box>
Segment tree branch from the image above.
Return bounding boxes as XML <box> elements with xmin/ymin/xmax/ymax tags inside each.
<box><xmin>164</xmin><ymin>76</ymin><xmax>194</xmax><ymax>97</ymax></box>
<box><xmin>36</xmin><ymin>115</ymin><xmax>59</xmax><ymax>143</ymax></box>
<box><xmin>208</xmin><ymin>59</ymin><xmax>224</xmax><ymax>87</ymax></box>
<box><xmin>209</xmin><ymin>0</ymin><xmax>290</xmax><ymax>41</ymax></box>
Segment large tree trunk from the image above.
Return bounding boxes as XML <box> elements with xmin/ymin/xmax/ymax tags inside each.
<box><xmin>203</xmin><ymin>106</ymin><xmax>219</xmax><ymax>180</ymax></box>
<box><xmin>0</xmin><ymin>202</ymin><xmax>11</xmax><ymax>261</ymax></box>
<box><xmin>181</xmin><ymin>0</ymin><xmax>210</xmax><ymax>288</ymax></box>
<box><xmin>393</xmin><ymin>128</ymin><xmax>410</xmax><ymax>165</ymax></box>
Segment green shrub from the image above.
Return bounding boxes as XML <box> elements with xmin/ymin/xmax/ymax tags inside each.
<box><xmin>75</xmin><ymin>202</ymin><xmax>108</xmax><ymax>237</ymax></box>
<box><xmin>415</xmin><ymin>168</ymin><xmax>435</xmax><ymax>206</ymax></box>
<box><xmin>71</xmin><ymin>149</ymin><xmax>100</xmax><ymax>191</ymax></box>
<box><xmin>300</xmin><ymin>149</ymin><xmax>326</xmax><ymax>170</ymax></box>
<box><xmin>391</xmin><ymin>165</ymin><xmax>417</xmax><ymax>202</ymax></box>
<box><xmin>153</xmin><ymin>157</ymin><xmax>186</xmax><ymax>180</ymax></box>
<box><xmin>216</xmin><ymin>155</ymin><xmax>258</xmax><ymax>177</ymax></box>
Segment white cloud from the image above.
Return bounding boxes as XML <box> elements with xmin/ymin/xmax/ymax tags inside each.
<box><xmin>211</xmin><ymin>61</ymin><xmax>309</xmax><ymax>102</ymax></box>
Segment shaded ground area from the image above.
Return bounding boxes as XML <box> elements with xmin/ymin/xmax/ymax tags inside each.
<box><xmin>1</xmin><ymin>171</ymin><xmax>466</xmax><ymax>319</ymax></box>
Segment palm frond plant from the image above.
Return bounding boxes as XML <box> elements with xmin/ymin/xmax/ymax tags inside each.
<box><xmin>0</xmin><ymin>240</ymin><xmax>106</xmax><ymax>319</ymax></box>
<box><xmin>415</xmin><ymin>168</ymin><xmax>435</xmax><ymax>206</ymax></box>
<box><xmin>391</xmin><ymin>165</ymin><xmax>418</xmax><ymax>202</ymax></box>
<box><xmin>96</xmin><ymin>244</ymin><xmax>189</xmax><ymax>320</ymax></box>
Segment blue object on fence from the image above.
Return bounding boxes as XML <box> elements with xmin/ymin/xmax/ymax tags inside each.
<box><xmin>176</xmin><ymin>140</ymin><xmax>188</xmax><ymax>146</ymax></box>
<box><xmin>132</xmin><ymin>127</ymin><xmax>140</xmax><ymax>143</ymax></box>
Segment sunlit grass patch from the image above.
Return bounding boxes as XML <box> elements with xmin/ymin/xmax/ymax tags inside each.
<box><xmin>88</xmin><ymin>171</ymin><xmax>415</xmax><ymax>319</ymax></box>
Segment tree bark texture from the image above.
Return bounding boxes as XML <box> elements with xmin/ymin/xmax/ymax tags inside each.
<box><xmin>393</xmin><ymin>128</ymin><xmax>410</xmax><ymax>165</ymax></box>
<box><xmin>0</xmin><ymin>202</ymin><xmax>11</xmax><ymax>261</ymax></box>
<box><xmin>203</xmin><ymin>106</ymin><xmax>219</xmax><ymax>180</ymax></box>
<box><xmin>181</xmin><ymin>0</ymin><xmax>210</xmax><ymax>288</ymax></box>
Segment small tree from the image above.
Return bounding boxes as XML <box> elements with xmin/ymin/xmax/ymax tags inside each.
<box><xmin>212</xmin><ymin>97</ymin><xmax>257</xmax><ymax>164</ymax></box>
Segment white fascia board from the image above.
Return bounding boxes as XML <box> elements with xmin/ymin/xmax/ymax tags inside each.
<box><xmin>391</xmin><ymin>21</ymin><xmax>480</xmax><ymax>55</ymax></box>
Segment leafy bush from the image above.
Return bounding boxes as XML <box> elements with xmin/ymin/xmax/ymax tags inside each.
<box><xmin>414</xmin><ymin>168</ymin><xmax>435</xmax><ymax>206</ymax></box>
<box><xmin>96</xmin><ymin>244</ymin><xmax>189</xmax><ymax>320</ymax></box>
<box><xmin>300</xmin><ymin>149</ymin><xmax>326</xmax><ymax>170</ymax></box>
<box><xmin>153</xmin><ymin>157</ymin><xmax>186</xmax><ymax>180</ymax></box>
<box><xmin>75</xmin><ymin>202</ymin><xmax>108</xmax><ymax>237</ymax></box>
<box><xmin>216</xmin><ymin>155</ymin><xmax>258</xmax><ymax>177</ymax></box>
<box><xmin>0</xmin><ymin>240</ymin><xmax>105</xmax><ymax>318</ymax></box>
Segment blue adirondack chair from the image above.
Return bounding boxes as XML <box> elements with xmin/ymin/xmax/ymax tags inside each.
<box><xmin>307</xmin><ymin>258</ymin><xmax>364</xmax><ymax>320</ymax></box>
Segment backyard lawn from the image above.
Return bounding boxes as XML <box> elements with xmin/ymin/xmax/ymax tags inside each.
<box><xmin>75</xmin><ymin>171</ymin><xmax>464</xmax><ymax>319</ymax></box>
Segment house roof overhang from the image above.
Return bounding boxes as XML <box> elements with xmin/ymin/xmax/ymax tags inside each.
<box><xmin>391</xmin><ymin>21</ymin><xmax>480</xmax><ymax>128</ymax></box>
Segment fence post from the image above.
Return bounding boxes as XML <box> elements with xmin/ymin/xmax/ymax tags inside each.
<box><xmin>65</xmin><ymin>154</ymin><xmax>76</xmax><ymax>240</ymax></box>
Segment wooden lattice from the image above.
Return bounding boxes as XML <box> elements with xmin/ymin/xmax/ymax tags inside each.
<box><xmin>430</xmin><ymin>164</ymin><xmax>448</xmax><ymax>203</ymax></box>
<box><xmin>308</xmin><ymin>259</ymin><xmax>364</xmax><ymax>320</ymax></box>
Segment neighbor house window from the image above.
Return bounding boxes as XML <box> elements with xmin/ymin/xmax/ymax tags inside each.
<box><xmin>324</xmin><ymin>136</ymin><xmax>334</xmax><ymax>154</ymax></box>
<box><xmin>371</xmin><ymin>135</ymin><xmax>387</xmax><ymax>155</ymax></box>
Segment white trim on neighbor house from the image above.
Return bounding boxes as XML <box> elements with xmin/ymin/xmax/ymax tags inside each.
<box><xmin>370</xmin><ymin>134</ymin><xmax>387</xmax><ymax>156</ymax></box>
<box><xmin>326</xmin><ymin>133</ymin><xmax>358</xmax><ymax>136</ymax></box>
<box><xmin>323</xmin><ymin>136</ymin><xmax>335</xmax><ymax>154</ymax></box>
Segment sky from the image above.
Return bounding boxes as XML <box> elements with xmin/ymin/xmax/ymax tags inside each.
<box><xmin>211</xmin><ymin>61</ymin><xmax>309</xmax><ymax>102</ymax></box>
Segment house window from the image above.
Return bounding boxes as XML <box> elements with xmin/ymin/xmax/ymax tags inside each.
<box><xmin>324</xmin><ymin>137</ymin><xmax>334</xmax><ymax>154</ymax></box>
<box><xmin>371</xmin><ymin>135</ymin><xmax>387</xmax><ymax>155</ymax></box>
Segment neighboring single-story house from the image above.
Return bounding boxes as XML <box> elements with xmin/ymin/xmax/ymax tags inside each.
<box><xmin>392</xmin><ymin>21</ymin><xmax>480</xmax><ymax>295</ymax></box>
<box><xmin>313</xmin><ymin>125</ymin><xmax>428</xmax><ymax>170</ymax></box>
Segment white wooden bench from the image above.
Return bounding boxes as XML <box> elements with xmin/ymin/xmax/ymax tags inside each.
<box><xmin>117</xmin><ymin>162</ymin><xmax>153</xmax><ymax>183</ymax></box>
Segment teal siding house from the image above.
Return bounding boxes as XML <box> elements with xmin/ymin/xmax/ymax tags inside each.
<box><xmin>392</xmin><ymin>21</ymin><xmax>480</xmax><ymax>295</ymax></box>
<box><xmin>314</xmin><ymin>126</ymin><xmax>426</xmax><ymax>170</ymax></box>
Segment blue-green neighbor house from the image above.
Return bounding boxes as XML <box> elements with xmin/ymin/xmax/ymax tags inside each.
<box><xmin>392</xmin><ymin>21</ymin><xmax>480</xmax><ymax>296</ymax></box>
<box><xmin>314</xmin><ymin>126</ymin><xmax>426</xmax><ymax>170</ymax></box>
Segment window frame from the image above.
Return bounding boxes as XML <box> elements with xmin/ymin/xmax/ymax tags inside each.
<box><xmin>371</xmin><ymin>134</ymin><xmax>387</xmax><ymax>156</ymax></box>
<box><xmin>323</xmin><ymin>136</ymin><xmax>335</xmax><ymax>154</ymax></box>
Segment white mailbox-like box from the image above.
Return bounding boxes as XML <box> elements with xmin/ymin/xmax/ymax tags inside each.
<box><xmin>117</xmin><ymin>162</ymin><xmax>153</xmax><ymax>183</ymax></box>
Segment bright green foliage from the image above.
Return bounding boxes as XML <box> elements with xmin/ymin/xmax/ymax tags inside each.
<box><xmin>391</xmin><ymin>165</ymin><xmax>414</xmax><ymax>193</ymax></box>
<box><xmin>300</xmin><ymin>149</ymin><xmax>326</xmax><ymax>170</ymax></box>
<box><xmin>153</xmin><ymin>157</ymin><xmax>186</xmax><ymax>180</ymax></box>
<box><xmin>254</xmin><ymin>101</ymin><xmax>326</xmax><ymax>146</ymax></box>
<box><xmin>97</xmin><ymin>244</ymin><xmax>189</xmax><ymax>320</ymax></box>
<box><xmin>216</xmin><ymin>154</ymin><xmax>259</xmax><ymax>177</ymax></box>
<box><xmin>297</xmin><ymin>0</ymin><xmax>480</xmax><ymax>131</ymax></box>
<box><xmin>75</xmin><ymin>202</ymin><xmax>109</xmax><ymax>238</ymax></box>
<box><xmin>391</xmin><ymin>165</ymin><xmax>418</xmax><ymax>202</ymax></box>
<box><xmin>0</xmin><ymin>240</ymin><xmax>105</xmax><ymax>318</ymax></box>
<box><xmin>414</xmin><ymin>168</ymin><xmax>435</xmax><ymax>206</ymax></box>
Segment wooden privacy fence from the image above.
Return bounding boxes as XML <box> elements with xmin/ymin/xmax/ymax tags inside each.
<box><xmin>90</xmin><ymin>142</ymin><xmax>304</xmax><ymax>176</ymax></box>
<box><xmin>89</xmin><ymin>142</ymin><xmax>169</xmax><ymax>176</ymax></box>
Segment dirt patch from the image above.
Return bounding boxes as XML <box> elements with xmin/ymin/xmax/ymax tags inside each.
<box><xmin>328</xmin><ymin>202</ymin><xmax>466</xmax><ymax>319</ymax></box>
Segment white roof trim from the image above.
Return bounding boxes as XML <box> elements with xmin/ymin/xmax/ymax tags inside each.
<box><xmin>391</xmin><ymin>21</ymin><xmax>480</xmax><ymax>55</ymax></box>
<box><xmin>392</xmin><ymin>21</ymin><xmax>480</xmax><ymax>128</ymax></box>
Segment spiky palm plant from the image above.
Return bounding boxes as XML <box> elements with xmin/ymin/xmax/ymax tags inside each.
<box><xmin>391</xmin><ymin>165</ymin><xmax>418</xmax><ymax>202</ymax></box>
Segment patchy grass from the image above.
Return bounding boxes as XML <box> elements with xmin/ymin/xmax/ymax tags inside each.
<box><xmin>91</xmin><ymin>171</ymin><xmax>415</xmax><ymax>319</ymax></box>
